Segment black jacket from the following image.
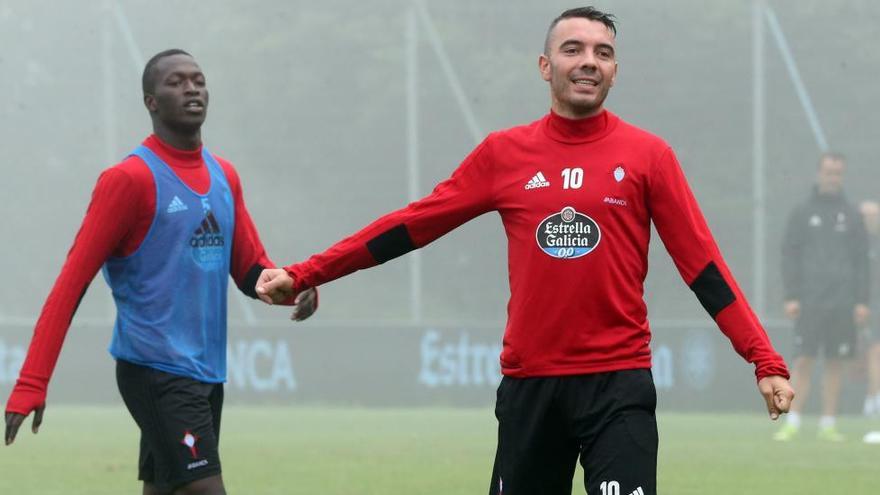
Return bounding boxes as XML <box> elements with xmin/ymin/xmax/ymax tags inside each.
<box><xmin>781</xmin><ymin>189</ymin><xmax>869</xmax><ymax>309</ymax></box>
<box><xmin>869</xmin><ymin>233</ymin><xmax>879</xmax><ymax>317</ymax></box>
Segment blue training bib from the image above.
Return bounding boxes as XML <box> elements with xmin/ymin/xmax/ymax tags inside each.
<box><xmin>103</xmin><ymin>145</ymin><xmax>234</xmax><ymax>382</ymax></box>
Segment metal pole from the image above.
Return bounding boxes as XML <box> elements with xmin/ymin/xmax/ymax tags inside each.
<box><xmin>102</xmin><ymin>0</ymin><xmax>118</xmax><ymax>320</ymax></box>
<box><xmin>112</xmin><ymin>1</ymin><xmax>145</xmax><ymax>72</ymax></box>
<box><xmin>752</xmin><ymin>0</ymin><xmax>766</xmax><ymax>318</ymax></box>
<box><xmin>406</xmin><ymin>8</ymin><xmax>423</xmax><ymax>323</ymax></box>
<box><xmin>414</xmin><ymin>0</ymin><xmax>483</xmax><ymax>144</ymax></box>
<box><xmin>102</xmin><ymin>2</ymin><xmax>116</xmax><ymax>180</ymax></box>
<box><xmin>764</xmin><ymin>5</ymin><xmax>829</xmax><ymax>152</ymax></box>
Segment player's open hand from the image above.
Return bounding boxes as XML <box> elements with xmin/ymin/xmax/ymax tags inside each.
<box><xmin>757</xmin><ymin>375</ymin><xmax>794</xmax><ymax>421</ymax></box>
<box><xmin>5</xmin><ymin>404</ymin><xmax>45</xmax><ymax>446</ymax></box>
<box><xmin>255</xmin><ymin>268</ymin><xmax>295</xmax><ymax>305</ymax></box>
<box><xmin>291</xmin><ymin>288</ymin><xmax>318</xmax><ymax>321</ymax></box>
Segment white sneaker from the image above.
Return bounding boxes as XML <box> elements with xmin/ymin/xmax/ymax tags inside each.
<box><xmin>863</xmin><ymin>431</ymin><xmax>880</xmax><ymax>444</ymax></box>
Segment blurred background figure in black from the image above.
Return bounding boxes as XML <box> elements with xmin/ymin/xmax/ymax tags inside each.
<box><xmin>859</xmin><ymin>201</ymin><xmax>880</xmax><ymax>422</ymax></box>
<box><xmin>775</xmin><ymin>153</ymin><xmax>870</xmax><ymax>442</ymax></box>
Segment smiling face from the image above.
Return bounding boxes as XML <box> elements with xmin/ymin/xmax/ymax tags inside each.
<box><xmin>539</xmin><ymin>17</ymin><xmax>618</xmax><ymax>119</ymax></box>
<box><xmin>144</xmin><ymin>53</ymin><xmax>209</xmax><ymax>134</ymax></box>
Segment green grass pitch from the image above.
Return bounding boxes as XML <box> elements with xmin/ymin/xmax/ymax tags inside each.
<box><xmin>1</xmin><ymin>406</ymin><xmax>877</xmax><ymax>494</ymax></box>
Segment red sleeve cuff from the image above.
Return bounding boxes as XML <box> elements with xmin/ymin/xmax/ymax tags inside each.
<box><xmin>755</xmin><ymin>362</ymin><xmax>790</xmax><ymax>382</ymax></box>
<box><xmin>5</xmin><ymin>373</ymin><xmax>48</xmax><ymax>416</ymax></box>
<box><xmin>285</xmin><ymin>264</ymin><xmax>312</xmax><ymax>294</ymax></box>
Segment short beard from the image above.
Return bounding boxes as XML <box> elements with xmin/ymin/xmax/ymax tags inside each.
<box><xmin>553</xmin><ymin>89</ymin><xmax>605</xmax><ymax>118</ymax></box>
<box><xmin>567</xmin><ymin>99</ymin><xmax>603</xmax><ymax>116</ymax></box>
<box><xmin>550</xmin><ymin>72</ymin><xmax>608</xmax><ymax>118</ymax></box>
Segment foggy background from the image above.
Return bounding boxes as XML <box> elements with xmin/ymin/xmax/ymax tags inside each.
<box><xmin>1</xmin><ymin>0</ymin><xmax>878</xmax><ymax>411</ymax></box>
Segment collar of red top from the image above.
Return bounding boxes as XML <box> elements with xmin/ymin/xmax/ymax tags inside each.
<box><xmin>543</xmin><ymin>109</ymin><xmax>618</xmax><ymax>144</ymax></box>
<box><xmin>144</xmin><ymin>134</ymin><xmax>204</xmax><ymax>169</ymax></box>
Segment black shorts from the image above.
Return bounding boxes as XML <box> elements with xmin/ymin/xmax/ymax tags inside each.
<box><xmin>116</xmin><ymin>360</ymin><xmax>224</xmax><ymax>491</ymax></box>
<box><xmin>794</xmin><ymin>306</ymin><xmax>857</xmax><ymax>359</ymax></box>
<box><xmin>489</xmin><ymin>369</ymin><xmax>657</xmax><ymax>495</ymax></box>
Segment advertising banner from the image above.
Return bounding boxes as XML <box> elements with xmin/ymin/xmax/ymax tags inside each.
<box><xmin>0</xmin><ymin>322</ymin><xmax>869</xmax><ymax>412</ymax></box>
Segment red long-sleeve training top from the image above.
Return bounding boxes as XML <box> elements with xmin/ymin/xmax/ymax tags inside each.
<box><xmin>286</xmin><ymin>110</ymin><xmax>789</xmax><ymax>380</ymax></box>
<box><xmin>6</xmin><ymin>135</ymin><xmax>279</xmax><ymax>415</ymax></box>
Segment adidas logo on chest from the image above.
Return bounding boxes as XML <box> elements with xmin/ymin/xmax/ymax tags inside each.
<box><xmin>524</xmin><ymin>172</ymin><xmax>550</xmax><ymax>190</ymax></box>
<box><xmin>167</xmin><ymin>195</ymin><xmax>189</xmax><ymax>213</ymax></box>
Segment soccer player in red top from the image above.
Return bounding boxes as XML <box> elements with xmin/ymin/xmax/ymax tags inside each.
<box><xmin>4</xmin><ymin>50</ymin><xmax>316</xmax><ymax>495</ymax></box>
<box><xmin>257</xmin><ymin>7</ymin><xmax>794</xmax><ymax>495</ymax></box>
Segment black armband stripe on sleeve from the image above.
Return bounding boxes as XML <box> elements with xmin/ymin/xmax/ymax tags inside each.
<box><xmin>240</xmin><ymin>263</ymin><xmax>266</xmax><ymax>299</ymax></box>
<box><xmin>366</xmin><ymin>224</ymin><xmax>416</xmax><ymax>264</ymax></box>
<box><xmin>689</xmin><ymin>261</ymin><xmax>736</xmax><ymax>318</ymax></box>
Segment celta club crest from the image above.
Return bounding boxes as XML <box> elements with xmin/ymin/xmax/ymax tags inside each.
<box><xmin>613</xmin><ymin>165</ymin><xmax>625</xmax><ymax>182</ymax></box>
<box><xmin>181</xmin><ymin>431</ymin><xmax>200</xmax><ymax>459</ymax></box>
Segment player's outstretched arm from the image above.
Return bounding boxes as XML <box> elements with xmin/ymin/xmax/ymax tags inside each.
<box><xmin>5</xmin><ymin>405</ymin><xmax>44</xmax><ymax>446</ymax></box>
<box><xmin>6</xmin><ymin>168</ymin><xmax>136</xmax><ymax>446</ymax></box>
<box><xmin>648</xmin><ymin>148</ymin><xmax>789</xmax><ymax>380</ymax></box>
<box><xmin>757</xmin><ymin>375</ymin><xmax>794</xmax><ymax>420</ymax></box>
<box><xmin>285</xmin><ymin>140</ymin><xmax>496</xmax><ymax>294</ymax></box>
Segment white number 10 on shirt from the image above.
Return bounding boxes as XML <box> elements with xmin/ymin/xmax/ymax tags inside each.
<box><xmin>561</xmin><ymin>167</ymin><xmax>584</xmax><ymax>189</ymax></box>
<box><xmin>600</xmin><ymin>480</ymin><xmax>620</xmax><ymax>495</ymax></box>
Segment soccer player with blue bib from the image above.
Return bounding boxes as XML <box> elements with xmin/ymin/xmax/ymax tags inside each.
<box><xmin>256</xmin><ymin>8</ymin><xmax>794</xmax><ymax>495</ymax></box>
<box><xmin>4</xmin><ymin>50</ymin><xmax>317</xmax><ymax>495</ymax></box>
